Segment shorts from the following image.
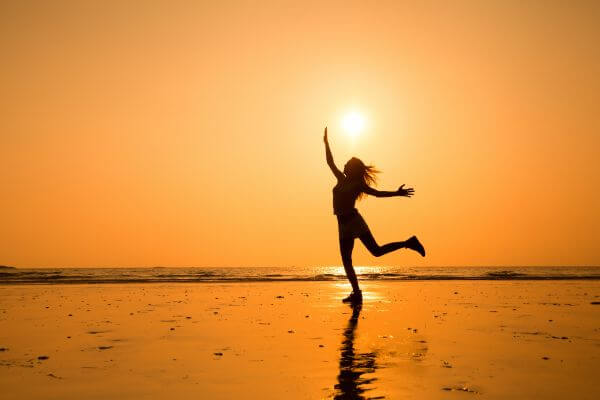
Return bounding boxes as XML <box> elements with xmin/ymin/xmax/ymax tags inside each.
<box><xmin>337</xmin><ymin>210</ymin><xmax>371</xmax><ymax>240</ymax></box>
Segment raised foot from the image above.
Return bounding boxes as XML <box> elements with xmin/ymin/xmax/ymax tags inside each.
<box><xmin>406</xmin><ymin>236</ymin><xmax>426</xmax><ymax>257</ymax></box>
<box><xmin>342</xmin><ymin>290</ymin><xmax>363</xmax><ymax>304</ymax></box>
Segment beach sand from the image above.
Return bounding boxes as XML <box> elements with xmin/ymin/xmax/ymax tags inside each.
<box><xmin>0</xmin><ymin>280</ymin><xmax>599</xmax><ymax>399</ymax></box>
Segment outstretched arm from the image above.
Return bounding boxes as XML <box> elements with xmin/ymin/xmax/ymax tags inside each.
<box><xmin>324</xmin><ymin>127</ymin><xmax>345</xmax><ymax>181</ymax></box>
<box><xmin>362</xmin><ymin>184</ymin><xmax>414</xmax><ymax>198</ymax></box>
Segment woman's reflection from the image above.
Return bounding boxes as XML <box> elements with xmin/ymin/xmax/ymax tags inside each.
<box><xmin>334</xmin><ymin>304</ymin><xmax>381</xmax><ymax>399</ymax></box>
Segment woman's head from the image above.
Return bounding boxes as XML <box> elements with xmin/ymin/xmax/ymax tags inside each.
<box><xmin>344</xmin><ymin>157</ymin><xmax>379</xmax><ymax>192</ymax></box>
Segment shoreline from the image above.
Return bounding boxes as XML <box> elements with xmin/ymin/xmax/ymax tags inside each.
<box><xmin>0</xmin><ymin>276</ymin><xmax>600</xmax><ymax>286</ymax></box>
<box><xmin>2</xmin><ymin>276</ymin><xmax>600</xmax><ymax>285</ymax></box>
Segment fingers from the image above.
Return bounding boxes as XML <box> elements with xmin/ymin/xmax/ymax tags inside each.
<box><xmin>400</xmin><ymin>185</ymin><xmax>415</xmax><ymax>197</ymax></box>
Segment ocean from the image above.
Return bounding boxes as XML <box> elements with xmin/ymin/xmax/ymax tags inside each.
<box><xmin>0</xmin><ymin>265</ymin><xmax>598</xmax><ymax>284</ymax></box>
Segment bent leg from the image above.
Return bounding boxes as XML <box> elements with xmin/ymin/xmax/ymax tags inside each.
<box><xmin>359</xmin><ymin>230</ymin><xmax>406</xmax><ymax>257</ymax></box>
<box><xmin>339</xmin><ymin>237</ymin><xmax>360</xmax><ymax>293</ymax></box>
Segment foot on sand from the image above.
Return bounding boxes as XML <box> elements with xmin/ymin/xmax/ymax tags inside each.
<box><xmin>342</xmin><ymin>290</ymin><xmax>363</xmax><ymax>304</ymax></box>
<box><xmin>405</xmin><ymin>236</ymin><xmax>426</xmax><ymax>257</ymax></box>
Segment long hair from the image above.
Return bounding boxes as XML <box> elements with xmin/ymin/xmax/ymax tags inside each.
<box><xmin>345</xmin><ymin>157</ymin><xmax>380</xmax><ymax>200</ymax></box>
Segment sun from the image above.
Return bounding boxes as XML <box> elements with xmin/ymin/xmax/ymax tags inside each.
<box><xmin>341</xmin><ymin>111</ymin><xmax>366</xmax><ymax>138</ymax></box>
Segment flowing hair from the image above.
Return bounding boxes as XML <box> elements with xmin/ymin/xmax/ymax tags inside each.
<box><xmin>345</xmin><ymin>157</ymin><xmax>380</xmax><ymax>200</ymax></box>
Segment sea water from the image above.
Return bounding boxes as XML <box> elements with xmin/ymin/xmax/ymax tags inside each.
<box><xmin>0</xmin><ymin>265</ymin><xmax>598</xmax><ymax>284</ymax></box>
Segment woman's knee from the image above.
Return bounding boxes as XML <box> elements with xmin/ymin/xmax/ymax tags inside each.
<box><xmin>365</xmin><ymin>244</ymin><xmax>383</xmax><ymax>257</ymax></box>
<box><xmin>359</xmin><ymin>234</ymin><xmax>383</xmax><ymax>257</ymax></box>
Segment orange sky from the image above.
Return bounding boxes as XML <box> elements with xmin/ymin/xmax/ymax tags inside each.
<box><xmin>2</xmin><ymin>1</ymin><xmax>599</xmax><ymax>267</ymax></box>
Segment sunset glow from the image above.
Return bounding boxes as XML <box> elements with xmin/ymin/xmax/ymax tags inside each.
<box><xmin>2</xmin><ymin>3</ymin><xmax>600</xmax><ymax>397</ymax></box>
<box><xmin>1</xmin><ymin>1</ymin><xmax>599</xmax><ymax>268</ymax></box>
<box><xmin>341</xmin><ymin>111</ymin><xmax>366</xmax><ymax>138</ymax></box>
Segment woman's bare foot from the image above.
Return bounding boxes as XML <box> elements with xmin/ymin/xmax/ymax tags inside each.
<box><xmin>405</xmin><ymin>236</ymin><xmax>426</xmax><ymax>257</ymax></box>
<box><xmin>342</xmin><ymin>290</ymin><xmax>363</xmax><ymax>304</ymax></box>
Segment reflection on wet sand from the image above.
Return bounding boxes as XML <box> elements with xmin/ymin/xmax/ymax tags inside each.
<box><xmin>334</xmin><ymin>304</ymin><xmax>382</xmax><ymax>399</ymax></box>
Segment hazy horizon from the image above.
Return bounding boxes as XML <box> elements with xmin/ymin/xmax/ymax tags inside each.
<box><xmin>2</xmin><ymin>264</ymin><xmax>599</xmax><ymax>269</ymax></box>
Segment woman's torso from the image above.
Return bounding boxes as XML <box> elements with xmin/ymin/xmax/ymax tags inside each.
<box><xmin>332</xmin><ymin>179</ymin><xmax>363</xmax><ymax>216</ymax></box>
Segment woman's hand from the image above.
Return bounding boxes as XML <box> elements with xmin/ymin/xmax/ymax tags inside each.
<box><xmin>397</xmin><ymin>184</ymin><xmax>414</xmax><ymax>197</ymax></box>
<box><xmin>323</xmin><ymin>126</ymin><xmax>328</xmax><ymax>143</ymax></box>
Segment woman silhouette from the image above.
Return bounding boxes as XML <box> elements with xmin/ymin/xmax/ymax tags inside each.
<box><xmin>324</xmin><ymin>127</ymin><xmax>425</xmax><ymax>303</ymax></box>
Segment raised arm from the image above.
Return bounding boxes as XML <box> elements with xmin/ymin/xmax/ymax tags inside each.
<box><xmin>362</xmin><ymin>183</ymin><xmax>414</xmax><ymax>198</ymax></box>
<box><xmin>324</xmin><ymin>127</ymin><xmax>345</xmax><ymax>181</ymax></box>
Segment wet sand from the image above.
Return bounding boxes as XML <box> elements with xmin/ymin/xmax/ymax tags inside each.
<box><xmin>0</xmin><ymin>281</ymin><xmax>599</xmax><ymax>399</ymax></box>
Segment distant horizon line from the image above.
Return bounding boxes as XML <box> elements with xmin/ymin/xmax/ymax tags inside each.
<box><xmin>2</xmin><ymin>265</ymin><xmax>600</xmax><ymax>269</ymax></box>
